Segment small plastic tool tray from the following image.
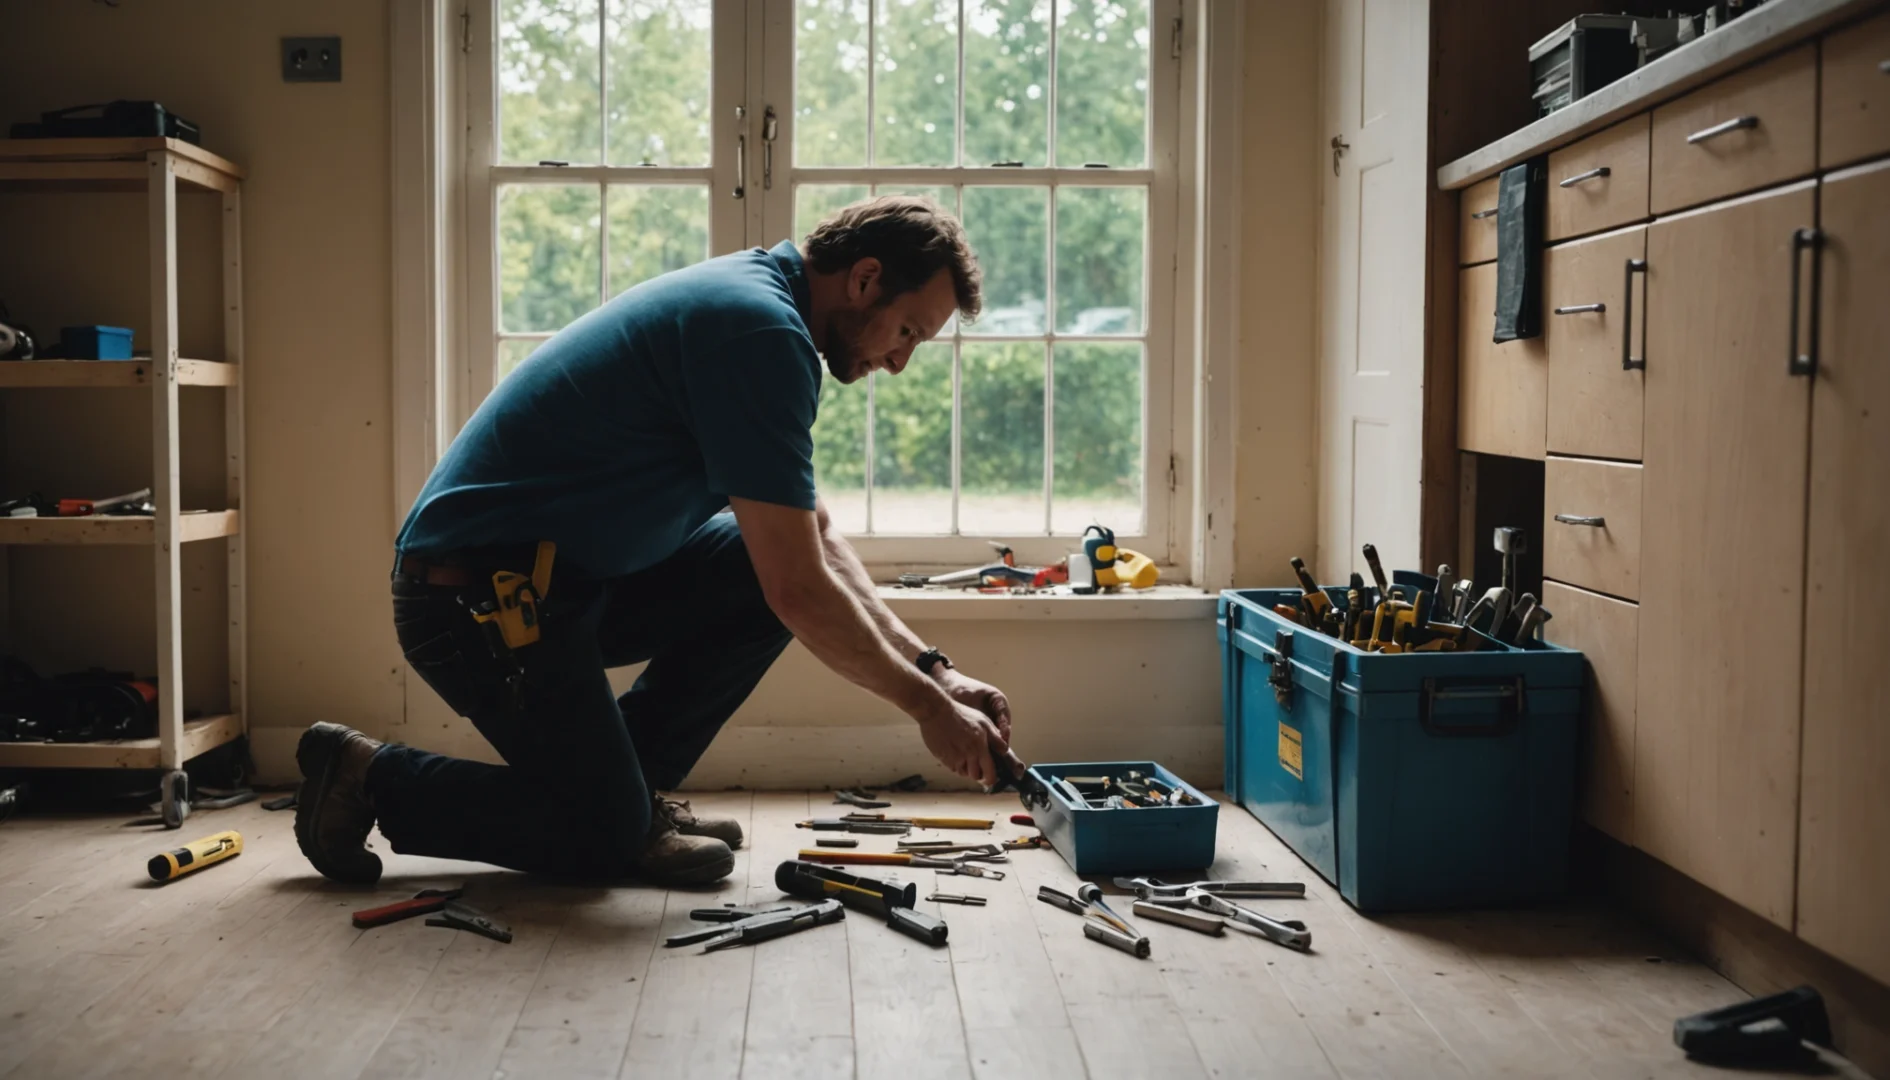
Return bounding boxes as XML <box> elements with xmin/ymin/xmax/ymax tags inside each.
<box><xmin>1023</xmin><ymin>761</ymin><xmax>1218</xmax><ymax>876</ymax></box>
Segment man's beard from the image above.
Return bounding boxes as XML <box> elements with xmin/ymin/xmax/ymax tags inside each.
<box><xmin>822</xmin><ymin>310</ymin><xmax>872</xmax><ymax>383</ymax></box>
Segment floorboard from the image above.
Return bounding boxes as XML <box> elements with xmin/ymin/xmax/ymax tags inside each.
<box><xmin>0</xmin><ymin>789</ymin><xmax>1825</xmax><ymax>1080</ymax></box>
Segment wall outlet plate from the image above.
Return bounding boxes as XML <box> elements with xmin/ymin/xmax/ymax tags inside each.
<box><xmin>281</xmin><ymin>36</ymin><xmax>342</xmax><ymax>82</ymax></box>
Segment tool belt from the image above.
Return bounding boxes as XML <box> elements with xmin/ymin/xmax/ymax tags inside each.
<box><xmin>396</xmin><ymin>541</ymin><xmax>556</xmax><ymax>654</ymax></box>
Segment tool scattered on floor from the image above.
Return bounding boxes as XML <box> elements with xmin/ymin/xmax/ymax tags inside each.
<box><xmin>838</xmin><ymin>812</ymin><xmax>994</xmax><ymax>830</ymax></box>
<box><xmin>1674</xmin><ymin>985</ymin><xmax>1831</xmax><ymax>1065</ymax></box>
<box><xmin>796</xmin><ymin>818</ymin><xmax>912</xmax><ymax>835</ymax></box>
<box><xmin>799</xmin><ymin>848</ymin><xmax>1006</xmax><ymax>880</ymax></box>
<box><xmin>776</xmin><ymin>861</ymin><xmax>949</xmax><ymax>945</ymax></box>
<box><xmin>1010</xmin><ymin>814</ymin><xmax>1035</xmax><ymax>826</ymax></box>
<box><xmin>1003</xmin><ymin>835</ymin><xmax>1051</xmax><ymax>850</ymax></box>
<box><xmin>261</xmin><ymin>793</ymin><xmax>297</xmax><ymax>811</ymax></box>
<box><xmin>1131</xmin><ymin>899</ymin><xmax>1225</xmax><ymax>935</ymax></box>
<box><xmin>1142</xmin><ymin>889</ymin><xmax>1311</xmax><ymax>951</ymax></box>
<box><xmin>811</xmin><ymin>838</ymin><xmax>860</xmax><ymax>849</ymax></box>
<box><xmin>690</xmin><ymin>902</ymin><xmax>797</xmax><ymax>923</ymax></box>
<box><xmin>353</xmin><ymin>887</ymin><xmax>465</xmax><ymax>928</ymax></box>
<box><xmin>1037</xmin><ymin>884</ymin><xmax>1152</xmax><ymax>958</ymax></box>
<box><xmin>427</xmin><ymin>902</ymin><xmax>512</xmax><ymax>943</ymax></box>
<box><xmin>832</xmin><ymin>787</ymin><xmax>891</xmax><ymax>809</ymax></box>
<box><xmin>896</xmin><ymin>840</ymin><xmax>1009</xmax><ymax>862</ymax></box>
<box><xmin>929</xmin><ymin>893</ymin><xmax>986</xmax><ymax>906</ymax></box>
<box><xmin>146</xmin><ymin>829</ymin><xmax>241</xmax><ymax>882</ymax></box>
<box><xmin>667</xmin><ymin>898</ymin><xmax>845</xmax><ymax>953</ymax></box>
<box><xmin>1114</xmin><ymin>876</ymin><xmax>1306</xmax><ymax>900</ymax></box>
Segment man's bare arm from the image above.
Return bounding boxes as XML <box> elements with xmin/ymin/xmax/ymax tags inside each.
<box><xmin>730</xmin><ymin>496</ymin><xmax>1004</xmax><ymax>784</ymax></box>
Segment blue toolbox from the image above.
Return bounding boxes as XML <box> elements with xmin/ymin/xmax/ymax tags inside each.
<box><xmin>59</xmin><ymin>325</ymin><xmax>135</xmax><ymax>360</ymax></box>
<box><xmin>1023</xmin><ymin>761</ymin><xmax>1218</xmax><ymax>876</ymax></box>
<box><xmin>1217</xmin><ymin>573</ymin><xmax>1584</xmax><ymax>911</ymax></box>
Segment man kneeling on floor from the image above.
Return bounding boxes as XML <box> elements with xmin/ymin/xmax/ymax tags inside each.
<box><xmin>295</xmin><ymin>196</ymin><xmax>1025</xmax><ymax>886</ymax></box>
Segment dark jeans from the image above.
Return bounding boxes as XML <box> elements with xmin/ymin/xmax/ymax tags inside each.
<box><xmin>369</xmin><ymin>511</ymin><xmax>792</xmax><ymax>877</ymax></box>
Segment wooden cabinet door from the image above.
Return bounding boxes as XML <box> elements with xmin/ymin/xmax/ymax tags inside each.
<box><xmin>1544</xmin><ymin>581</ymin><xmax>1639</xmax><ymax>845</ymax></box>
<box><xmin>1545</xmin><ymin>225</ymin><xmax>1646</xmax><ymax>460</ymax></box>
<box><xmin>1637</xmin><ymin>180</ymin><xmax>1816</xmax><ymax>928</ymax></box>
<box><xmin>1458</xmin><ymin>262</ymin><xmax>1548</xmax><ymax>460</ymax></box>
<box><xmin>1797</xmin><ymin>159</ymin><xmax>1890</xmax><ymax>986</ymax></box>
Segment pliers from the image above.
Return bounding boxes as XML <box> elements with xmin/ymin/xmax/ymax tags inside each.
<box><xmin>665</xmin><ymin>900</ymin><xmax>846</xmax><ymax>952</ymax></box>
<box><xmin>426</xmin><ymin>900</ymin><xmax>514</xmax><ymax>944</ymax></box>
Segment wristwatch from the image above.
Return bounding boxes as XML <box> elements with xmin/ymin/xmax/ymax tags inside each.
<box><xmin>915</xmin><ymin>647</ymin><xmax>954</xmax><ymax>676</ymax></box>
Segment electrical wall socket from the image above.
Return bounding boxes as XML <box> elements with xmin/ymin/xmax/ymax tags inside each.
<box><xmin>281</xmin><ymin>36</ymin><xmax>342</xmax><ymax>82</ymax></box>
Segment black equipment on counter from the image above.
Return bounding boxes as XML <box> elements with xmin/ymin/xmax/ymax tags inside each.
<box><xmin>1529</xmin><ymin>15</ymin><xmax>1638</xmax><ymax>117</ymax></box>
<box><xmin>10</xmin><ymin>101</ymin><xmax>201</xmax><ymax>144</ymax></box>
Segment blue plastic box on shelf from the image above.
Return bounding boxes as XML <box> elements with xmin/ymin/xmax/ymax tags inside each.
<box><xmin>59</xmin><ymin>325</ymin><xmax>135</xmax><ymax>360</ymax></box>
<box><xmin>1217</xmin><ymin>571</ymin><xmax>1585</xmax><ymax>911</ymax></box>
<box><xmin>1024</xmin><ymin>761</ymin><xmax>1218</xmax><ymax>876</ymax></box>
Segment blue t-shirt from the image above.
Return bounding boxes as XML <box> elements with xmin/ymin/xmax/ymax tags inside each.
<box><xmin>397</xmin><ymin>240</ymin><xmax>821</xmax><ymax>578</ymax></box>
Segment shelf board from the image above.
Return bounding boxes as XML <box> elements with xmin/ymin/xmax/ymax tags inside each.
<box><xmin>0</xmin><ymin>713</ymin><xmax>243</xmax><ymax>770</ymax></box>
<box><xmin>0</xmin><ymin>510</ymin><xmax>239</xmax><ymax>545</ymax></box>
<box><xmin>0</xmin><ymin>138</ymin><xmax>244</xmax><ymax>194</ymax></box>
<box><xmin>0</xmin><ymin>358</ymin><xmax>235</xmax><ymax>388</ymax></box>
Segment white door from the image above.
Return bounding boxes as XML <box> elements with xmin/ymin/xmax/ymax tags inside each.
<box><xmin>1314</xmin><ymin>0</ymin><xmax>1429</xmax><ymax>583</ymax></box>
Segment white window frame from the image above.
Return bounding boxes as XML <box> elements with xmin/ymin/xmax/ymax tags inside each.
<box><xmin>400</xmin><ymin>0</ymin><xmax>1231</xmax><ymax>582</ymax></box>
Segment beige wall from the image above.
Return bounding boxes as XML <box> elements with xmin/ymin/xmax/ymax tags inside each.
<box><xmin>1232</xmin><ymin>0</ymin><xmax>1322</xmax><ymax>589</ymax></box>
<box><xmin>0</xmin><ymin>0</ymin><xmax>401</xmax><ymax>756</ymax></box>
<box><xmin>0</xmin><ymin>0</ymin><xmax>1317</xmax><ymax>792</ymax></box>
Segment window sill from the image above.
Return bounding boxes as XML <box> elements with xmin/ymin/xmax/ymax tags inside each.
<box><xmin>878</xmin><ymin>584</ymin><xmax>1216</xmax><ymax>621</ymax></box>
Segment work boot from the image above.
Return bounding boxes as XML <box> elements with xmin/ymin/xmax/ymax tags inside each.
<box><xmin>294</xmin><ymin>722</ymin><xmax>384</xmax><ymax>885</ymax></box>
<box><xmin>638</xmin><ymin>795</ymin><xmax>735</xmax><ymax>885</ymax></box>
<box><xmin>657</xmin><ymin>794</ymin><xmax>744</xmax><ymax>849</ymax></box>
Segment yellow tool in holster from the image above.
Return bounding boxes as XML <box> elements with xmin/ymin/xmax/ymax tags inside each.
<box><xmin>469</xmin><ymin>542</ymin><xmax>556</xmax><ymax>650</ymax></box>
<box><xmin>1083</xmin><ymin>525</ymin><xmax>1160</xmax><ymax>591</ymax></box>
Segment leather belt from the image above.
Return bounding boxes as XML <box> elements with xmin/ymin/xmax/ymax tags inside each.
<box><xmin>397</xmin><ymin>557</ymin><xmax>479</xmax><ymax>588</ymax></box>
<box><xmin>395</xmin><ymin>545</ymin><xmax>540</xmax><ymax>589</ymax></box>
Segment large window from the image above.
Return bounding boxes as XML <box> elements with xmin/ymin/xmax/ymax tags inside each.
<box><xmin>465</xmin><ymin>0</ymin><xmax>1181</xmax><ymax>564</ymax></box>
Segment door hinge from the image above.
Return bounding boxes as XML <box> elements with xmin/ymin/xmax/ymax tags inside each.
<box><xmin>1167</xmin><ymin>452</ymin><xmax>1179</xmax><ymax>493</ymax></box>
<box><xmin>459</xmin><ymin>6</ymin><xmax>471</xmax><ymax>53</ymax></box>
<box><xmin>1170</xmin><ymin>16</ymin><xmax>1183</xmax><ymax>59</ymax></box>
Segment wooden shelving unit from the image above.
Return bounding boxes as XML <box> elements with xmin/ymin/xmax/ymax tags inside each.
<box><xmin>0</xmin><ymin>139</ymin><xmax>248</xmax><ymax>813</ymax></box>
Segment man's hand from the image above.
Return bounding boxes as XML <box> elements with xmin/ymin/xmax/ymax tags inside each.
<box><xmin>917</xmin><ymin>699</ymin><xmax>1008</xmax><ymax>788</ymax></box>
<box><xmin>936</xmin><ymin>669</ymin><xmax>1012</xmax><ymax>743</ymax></box>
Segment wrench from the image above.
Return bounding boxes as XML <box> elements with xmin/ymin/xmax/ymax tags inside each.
<box><xmin>1158</xmin><ymin>891</ymin><xmax>1311</xmax><ymax>951</ymax></box>
<box><xmin>1113</xmin><ymin>876</ymin><xmax>1306</xmax><ymax>900</ymax></box>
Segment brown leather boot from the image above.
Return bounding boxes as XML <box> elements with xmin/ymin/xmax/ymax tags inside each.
<box><xmin>657</xmin><ymin>795</ymin><xmax>744</xmax><ymax>849</ymax></box>
<box><xmin>294</xmin><ymin>722</ymin><xmax>384</xmax><ymax>885</ymax></box>
<box><xmin>638</xmin><ymin>796</ymin><xmax>735</xmax><ymax>885</ymax></box>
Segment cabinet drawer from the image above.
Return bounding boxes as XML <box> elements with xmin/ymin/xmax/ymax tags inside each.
<box><xmin>1543</xmin><ymin>581</ymin><xmax>1638</xmax><ymax>846</ymax></box>
<box><xmin>1545</xmin><ymin>225</ymin><xmax>1646</xmax><ymax>460</ymax></box>
<box><xmin>1651</xmin><ymin>45</ymin><xmax>1817</xmax><ymax>214</ymax></box>
<box><xmin>1820</xmin><ymin>11</ymin><xmax>1890</xmax><ymax>169</ymax></box>
<box><xmin>1543</xmin><ymin>456</ymin><xmax>1641</xmax><ymax>600</ymax></box>
<box><xmin>1458</xmin><ymin>262</ymin><xmax>1547</xmax><ymax>459</ymax></box>
<box><xmin>1460</xmin><ymin>175</ymin><xmax>1500</xmax><ymax>265</ymax></box>
<box><xmin>1548</xmin><ymin>114</ymin><xmax>1651</xmax><ymax>242</ymax></box>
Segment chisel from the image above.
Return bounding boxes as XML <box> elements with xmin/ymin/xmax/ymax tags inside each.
<box><xmin>1361</xmin><ymin>543</ymin><xmax>1391</xmax><ymax>602</ymax></box>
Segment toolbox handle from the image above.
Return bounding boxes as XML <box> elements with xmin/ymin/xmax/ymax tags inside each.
<box><xmin>1417</xmin><ymin>676</ymin><xmax>1525</xmax><ymax>737</ymax></box>
<box><xmin>1267</xmin><ymin>630</ymin><xmax>1295</xmax><ymax>710</ymax></box>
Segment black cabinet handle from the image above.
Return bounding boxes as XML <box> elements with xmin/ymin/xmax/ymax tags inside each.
<box><xmin>1623</xmin><ymin>259</ymin><xmax>1647</xmax><ymax>371</ymax></box>
<box><xmin>1554</xmin><ymin>514</ymin><xmax>1606</xmax><ymax>527</ymax></box>
<box><xmin>1470</xmin><ymin>207</ymin><xmax>1498</xmax><ymax>220</ymax></box>
<box><xmin>1789</xmin><ymin>227</ymin><xmax>1822</xmax><ymax>377</ymax></box>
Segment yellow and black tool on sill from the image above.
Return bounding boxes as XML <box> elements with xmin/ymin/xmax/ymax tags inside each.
<box><xmin>148</xmin><ymin>829</ymin><xmax>241</xmax><ymax>883</ymax></box>
<box><xmin>1082</xmin><ymin>525</ymin><xmax>1160</xmax><ymax>591</ymax></box>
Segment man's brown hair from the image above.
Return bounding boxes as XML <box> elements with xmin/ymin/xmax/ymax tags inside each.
<box><xmin>802</xmin><ymin>195</ymin><xmax>983</xmax><ymax>320</ymax></box>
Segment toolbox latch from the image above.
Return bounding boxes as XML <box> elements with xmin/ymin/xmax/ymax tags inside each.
<box><xmin>1268</xmin><ymin>630</ymin><xmax>1295</xmax><ymax>709</ymax></box>
<box><xmin>1417</xmin><ymin>676</ymin><xmax>1526</xmax><ymax>737</ymax></box>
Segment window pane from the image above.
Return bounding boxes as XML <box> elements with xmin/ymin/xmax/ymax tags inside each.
<box><xmin>812</xmin><ymin>376</ymin><xmax>868</xmax><ymax>532</ymax></box>
<box><xmin>962</xmin><ymin>186</ymin><xmax>1046</xmax><ymax>335</ymax></box>
<box><xmin>1055</xmin><ymin>186</ymin><xmax>1143</xmax><ymax>334</ymax></box>
<box><xmin>964</xmin><ymin>0</ymin><xmax>1050</xmax><ymax>167</ymax></box>
<box><xmin>872</xmin><ymin>183</ymin><xmax>956</xmax><ymax>211</ymax></box>
<box><xmin>872</xmin><ymin>342</ymin><xmax>953</xmax><ymax>534</ymax></box>
<box><xmin>1053</xmin><ymin>341</ymin><xmax>1142</xmax><ymax>534</ymax></box>
<box><xmin>498</xmin><ymin>337</ymin><xmax>552</xmax><ymax>380</ymax></box>
<box><xmin>874</xmin><ymin>0</ymin><xmax>958</xmax><ymax>166</ymax></box>
<box><xmin>795</xmin><ymin>183</ymin><xmax>869</xmax><ymax>245</ymax></box>
<box><xmin>605</xmin><ymin>0</ymin><xmax>712</xmax><ymax>166</ymax></box>
<box><xmin>500</xmin><ymin>0</ymin><xmax>601</xmax><ymax>165</ymax></box>
<box><xmin>499</xmin><ymin>184</ymin><xmax>602</xmax><ymax>332</ymax></box>
<box><xmin>607</xmin><ymin>185</ymin><xmax>709</xmax><ymax>298</ymax></box>
<box><xmin>796</xmin><ymin>0</ymin><xmax>870</xmax><ymax>167</ymax></box>
<box><xmin>960</xmin><ymin>341</ymin><xmax>1044</xmax><ymax>533</ymax></box>
<box><xmin>1055</xmin><ymin>0</ymin><xmax>1148</xmax><ymax>168</ymax></box>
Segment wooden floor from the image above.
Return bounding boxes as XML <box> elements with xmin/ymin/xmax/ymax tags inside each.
<box><xmin>0</xmin><ymin>790</ymin><xmax>1832</xmax><ymax>1080</ymax></box>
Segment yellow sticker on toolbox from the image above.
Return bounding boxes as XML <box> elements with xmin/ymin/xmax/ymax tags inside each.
<box><xmin>1278</xmin><ymin>721</ymin><xmax>1303</xmax><ymax>780</ymax></box>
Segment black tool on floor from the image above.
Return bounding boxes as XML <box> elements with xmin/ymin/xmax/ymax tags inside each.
<box><xmin>776</xmin><ymin>859</ymin><xmax>949</xmax><ymax>946</ymax></box>
<box><xmin>1673</xmin><ymin>985</ymin><xmax>1831</xmax><ymax>1064</ymax></box>
<box><xmin>833</xmin><ymin>788</ymin><xmax>891</xmax><ymax>809</ymax></box>
<box><xmin>261</xmin><ymin>793</ymin><xmax>297</xmax><ymax>811</ymax></box>
<box><xmin>426</xmin><ymin>900</ymin><xmax>512</xmax><ymax>944</ymax></box>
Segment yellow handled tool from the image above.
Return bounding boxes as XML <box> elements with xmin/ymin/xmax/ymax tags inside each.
<box><xmin>147</xmin><ymin>829</ymin><xmax>242</xmax><ymax>883</ymax></box>
<box><xmin>470</xmin><ymin>541</ymin><xmax>556</xmax><ymax>650</ymax></box>
<box><xmin>1083</xmin><ymin>525</ymin><xmax>1161</xmax><ymax>590</ymax></box>
<box><xmin>842</xmin><ymin>813</ymin><xmax>993</xmax><ymax>830</ymax></box>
